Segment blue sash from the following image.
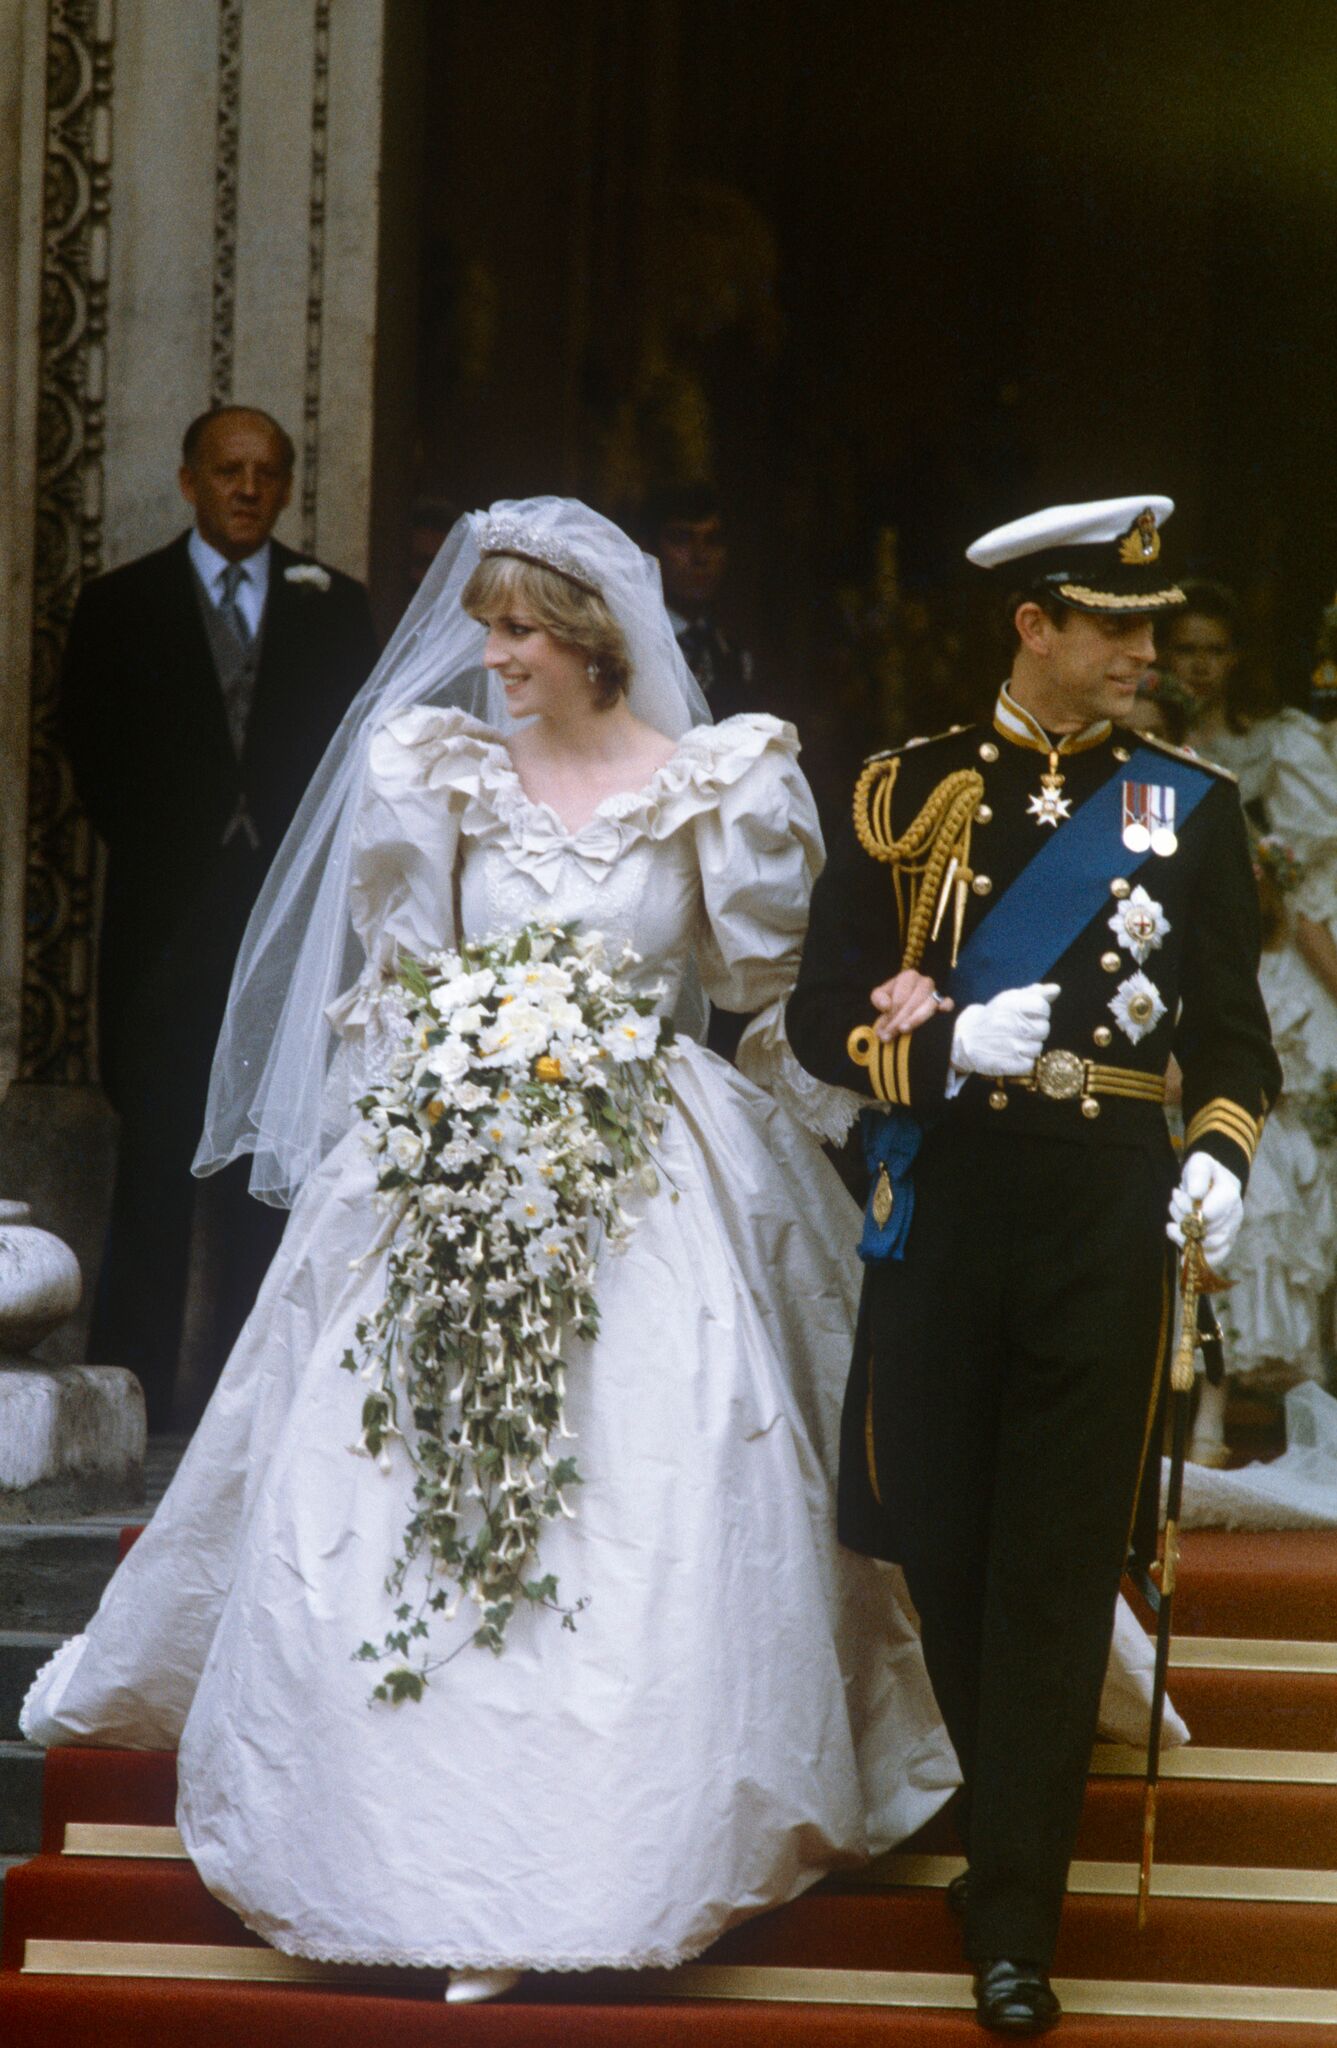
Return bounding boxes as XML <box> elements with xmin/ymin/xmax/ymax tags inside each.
<box><xmin>947</xmin><ymin>746</ymin><xmax>1214</xmax><ymax>1008</ymax></box>
<box><xmin>860</xmin><ymin>745</ymin><xmax>1215</xmax><ymax>1261</ymax></box>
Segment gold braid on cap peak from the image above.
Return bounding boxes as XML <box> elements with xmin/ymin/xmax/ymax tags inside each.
<box><xmin>852</xmin><ymin>757</ymin><xmax>986</xmax><ymax>970</ymax></box>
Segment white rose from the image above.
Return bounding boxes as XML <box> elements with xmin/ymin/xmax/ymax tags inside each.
<box><xmin>431</xmin><ymin>968</ymin><xmax>496</xmax><ymax>1015</ymax></box>
<box><xmin>424</xmin><ymin>1039</ymin><xmax>471</xmax><ymax>1086</ymax></box>
<box><xmin>386</xmin><ymin>1127</ymin><xmax>425</xmax><ymax>1172</ymax></box>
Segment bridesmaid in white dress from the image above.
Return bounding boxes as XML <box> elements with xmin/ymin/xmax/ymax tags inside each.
<box><xmin>24</xmin><ymin>500</ymin><xmax>1167</xmax><ymax>1995</ymax></box>
<box><xmin>1160</xmin><ymin>584</ymin><xmax>1337</xmax><ymax>1463</ymax></box>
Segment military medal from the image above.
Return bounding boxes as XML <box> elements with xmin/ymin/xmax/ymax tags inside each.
<box><xmin>1027</xmin><ymin>749</ymin><xmax>1072</xmax><ymax>829</ymax></box>
<box><xmin>871</xmin><ymin>1164</ymin><xmax>894</xmax><ymax>1228</ymax></box>
<box><xmin>1110</xmin><ymin>970</ymin><xmax>1167</xmax><ymax>1044</ymax></box>
<box><xmin>1108</xmin><ymin>885</ymin><xmax>1170</xmax><ymax>965</ymax></box>
<box><xmin>1122</xmin><ymin>781</ymin><xmax>1178</xmax><ymax>857</ymax></box>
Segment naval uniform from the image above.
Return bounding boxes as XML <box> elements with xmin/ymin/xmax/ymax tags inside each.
<box><xmin>786</xmin><ymin>685</ymin><xmax>1280</xmax><ymax>1965</ymax></box>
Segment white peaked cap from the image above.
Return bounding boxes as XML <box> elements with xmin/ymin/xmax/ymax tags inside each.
<box><xmin>967</xmin><ymin>496</ymin><xmax>1175</xmax><ymax>568</ymax></box>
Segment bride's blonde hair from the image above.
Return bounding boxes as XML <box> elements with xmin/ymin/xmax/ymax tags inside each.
<box><xmin>461</xmin><ymin>553</ymin><xmax>632</xmax><ymax>709</ymax></box>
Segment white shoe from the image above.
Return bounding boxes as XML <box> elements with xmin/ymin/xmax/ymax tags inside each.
<box><xmin>444</xmin><ymin>1967</ymin><xmax>521</xmax><ymax>2003</ymax></box>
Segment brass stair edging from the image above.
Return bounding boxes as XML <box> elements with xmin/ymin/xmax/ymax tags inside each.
<box><xmin>1092</xmin><ymin>1744</ymin><xmax>1337</xmax><ymax>1785</ymax></box>
<box><xmin>23</xmin><ymin>1943</ymin><xmax>1337</xmax><ymax>2022</ymax></box>
<box><xmin>858</xmin><ymin>1852</ymin><xmax>1337</xmax><ymax>1904</ymax></box>
<box><xmin>63</xmin><ymin>1823</ymin><xmax>187</xmax><ymax>1859</ymax></box>
<box><xmin>654</xmin><ymin>1964</ymin><xmax>1337</xmax><ymax>2025</ymax></box>
<box><xmin>21</xmin><ymin>1939</ymin><xmax>409</xmax><ymax>1986</ymax></box>
<box><xmin>1169</xmin><ymin>1638</ymin><xmax>1337</xmax><ymax>1675</ymax></box>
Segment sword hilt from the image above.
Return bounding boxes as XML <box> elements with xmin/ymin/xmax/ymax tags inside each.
<box><xmin>1171</xmin><ymin>1203</ymin><xmax>1206</xmax><ymax>1394</ymax></box>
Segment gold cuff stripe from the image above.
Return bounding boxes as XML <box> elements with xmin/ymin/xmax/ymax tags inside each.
<box><xmin>1184</xmin><ymin>1099</ymin><xmax>1261</xmax><ymax>1144</ymax></box>
<box><xmin>1056</xmin><ymin>582</ymin><xmax>1186</xmax><ymax>611</ymax></box>
<box><xmin>847</xmin><ymin>1023</ymin><xmax>912</xmax><ymax>1106</ymax></box>
<box><xmin>1185</xmin><ymin>1098</ymin><xmax>1262</xmax><ymax>1161</ymax></box>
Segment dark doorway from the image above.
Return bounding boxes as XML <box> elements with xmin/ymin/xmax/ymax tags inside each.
<box><xmin>412</xmin><ymin>1</ymin><xmax>1337</xmax><ymax>784</ymax></box>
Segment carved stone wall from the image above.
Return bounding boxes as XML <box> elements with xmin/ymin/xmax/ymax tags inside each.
<box><xmin>0</xmin><ymin>0</ymin><xmax>408</xmax><ymax>1103</ymax></box>
<box><xmin>21</xmin><ymin>0</ymin><xmax>114</xmax><ymax>1085</ymax></box>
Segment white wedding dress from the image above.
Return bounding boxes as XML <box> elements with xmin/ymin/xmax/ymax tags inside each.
<box><xmin>23</xmin><ymin>709</ymin><xmax>1172</xmax><ymax>1969</ymax></box>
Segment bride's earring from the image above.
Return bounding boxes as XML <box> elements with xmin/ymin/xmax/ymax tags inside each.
<box><xmin>586</xmin><ymin>661</ymin><xmax>599</xmax><ymax>684</ymax></box>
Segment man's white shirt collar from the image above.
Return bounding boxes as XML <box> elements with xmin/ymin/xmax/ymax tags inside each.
<box><xmin>189</xmin><ymin>530</ymin><xmax>271</xmax><ymax>637</ymax></box>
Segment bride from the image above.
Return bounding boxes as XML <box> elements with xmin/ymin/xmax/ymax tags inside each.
<box><xmin>23</xmin><ymin>498</ymin><xmax>1169</xmax><ymax>1994</ymax></box>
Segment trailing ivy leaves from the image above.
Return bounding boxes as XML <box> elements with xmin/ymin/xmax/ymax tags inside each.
<box><xmin>345</xmin><ymin>921</ymin><xmax>675</xmax><ymax>1701</ymax></box>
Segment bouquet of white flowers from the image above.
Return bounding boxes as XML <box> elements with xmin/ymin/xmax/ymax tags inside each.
<box><xmin>343</xmin><ymin>921</ymin><xmax>676</xmax><ymax>1702</ymax></box>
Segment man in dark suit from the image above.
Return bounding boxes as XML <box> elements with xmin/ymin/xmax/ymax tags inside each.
<box><xmin>645</xmin><ymin>482</ymin><xmax>758</xmax><ymax>723</ymax></box>
<box><xmin>61</xmin><ymin>405</ymin><xmax>379</xmax><ymax>1429</ymax></box>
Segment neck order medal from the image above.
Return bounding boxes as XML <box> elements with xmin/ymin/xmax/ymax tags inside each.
<box><xmin>1027</xmin><ymin>750</ymin><xmax>1072</xmax><ymax>829</ymax></box>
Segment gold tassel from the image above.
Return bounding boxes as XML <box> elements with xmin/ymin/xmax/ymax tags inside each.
<box><xmin>852</xmin><ymin>758</ymin><xmax>986</xmax><ymax>971</ymax></box>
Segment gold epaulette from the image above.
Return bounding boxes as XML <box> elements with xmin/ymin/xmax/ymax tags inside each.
<box><xmin>852</xmin><ymin>744</ymin><xmax>986</xmax><ymax>971</ymax></box>
<box><xmin>1130</xmin><ymin>730</ymin><xmax>1238</xmax><ymax>784</ymax></box>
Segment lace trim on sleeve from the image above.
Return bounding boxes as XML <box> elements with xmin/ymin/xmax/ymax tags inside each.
<box><xmin>736</xmin><ymin>997</ymin><xmax>863</xmax><ymax>1144</ymax></box>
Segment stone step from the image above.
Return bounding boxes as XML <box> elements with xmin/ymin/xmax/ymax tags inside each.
<box><xmin>0</xmin><ymin>1741</ymin><xmax>44</xmax><ymax>1855</ymax></box>
<box><xmin>0</xmin><ymin>1634</ymin><xmax>63</xmax><ymax>1742</ymax></box>
<box><xmin>0</xmin><ymin>1525</ymin><xmax>122</xmax><ymax>1633</ymax></box>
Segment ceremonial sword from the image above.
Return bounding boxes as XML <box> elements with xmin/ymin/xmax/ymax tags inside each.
<box><xmin>1137</xmin><ymin>1199</ymin><xmax>1211</xmax><ymax>1930</ymax></box>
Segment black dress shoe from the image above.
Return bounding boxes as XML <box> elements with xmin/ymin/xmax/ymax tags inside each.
<box><xmin>947</xmin><ymin>1870</ymin><xmax>970</xmax><ymax>1919</ymax></box>
<box><xmin>972</xmin><ymin>1959</ymin><xmax>1061</xmax><ymax>2035</ymax></box>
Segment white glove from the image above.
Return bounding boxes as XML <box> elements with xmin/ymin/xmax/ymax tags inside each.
<box><xmin>950</xmin><ymin>982</ymin><xmax>1059</xmax><ymax>1079</ymax></box>
<box><xmin>1168</xmin><ymin>1151</ymin><xmax>1244</xmax><ymax>1269</ymax></box>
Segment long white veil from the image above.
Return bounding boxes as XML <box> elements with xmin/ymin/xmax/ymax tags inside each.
<box><xmin>194</xmin><ymin>496</ymin><xmax>710</xmax><ymax>1206</ymax></box>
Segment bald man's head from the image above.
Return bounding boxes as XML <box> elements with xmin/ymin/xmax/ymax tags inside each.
<box><xmin>179</xmin><ymin>407</ymin><xmax>294</xmax><ymax>562</ymax></box>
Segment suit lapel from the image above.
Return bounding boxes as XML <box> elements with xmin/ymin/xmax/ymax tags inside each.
<box><xmin>244</xmin><ymin>542</ymin><xmax>290</xmax><ymax>764</ymax></box>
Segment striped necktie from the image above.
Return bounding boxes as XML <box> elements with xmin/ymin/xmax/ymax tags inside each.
<box><xmin>217</xmin><ymin>561</ymin><xmax>256</xmax><ymax>756</ymax></box>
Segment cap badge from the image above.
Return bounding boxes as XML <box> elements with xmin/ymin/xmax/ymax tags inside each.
<box><xmin>1121</xmin><ymin>780</ymin><xmax>1178</xmax><ymax>857</ymax></box>
<box><xmin>1118</xmin><ymin>508</ymin><xmax>1162</xmax><ymax>565</ymax></box>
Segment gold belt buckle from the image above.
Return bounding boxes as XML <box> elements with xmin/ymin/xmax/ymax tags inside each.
<box><xmin>1032</xmin><ymin>1048</ymin><xmax>1086</xmax><ymax>1101</ymax></box>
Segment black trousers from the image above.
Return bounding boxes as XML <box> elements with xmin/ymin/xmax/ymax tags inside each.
<box><xmin>862</xmin><ymin>1125</ymin><xmax>1174</xmax><ymax>1965</ymax></box>
<box><xmin>89</xmin><ymin>849</ymin><xmax>284</xmax><ymax>1431</ymax></box>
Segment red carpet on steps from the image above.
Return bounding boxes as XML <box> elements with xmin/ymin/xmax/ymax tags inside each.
<box><xmin>10</xmin><ymin>1978</ymin><xmax>1337</xmax><ymax>2048</ymax></box>
<box><xmin>3</xmin><ymin>1526</ymin><xmax>1336</xmax><ymax>2043</ymax></box>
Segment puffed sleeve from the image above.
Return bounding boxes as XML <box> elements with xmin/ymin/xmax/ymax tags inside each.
<box><xmin>325</xmin><ymin>706</ymin><xmax>489</xmax><ymax>1036</ymax></box>
<box><xmin>691</xmin><ymin>715</ymin><xmax>865</xmax><ymax>1140</ymax></box>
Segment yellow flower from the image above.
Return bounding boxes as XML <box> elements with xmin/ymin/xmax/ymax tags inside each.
<box><xmin>535</xmin><ymin>1055</ymin><xmax>563</xmax><ymax>1083</ymax></box>
<box><xmin>426</xmin><ymin>1098</ymin><xmax>445</xmax><ymax>1124</ymax></box>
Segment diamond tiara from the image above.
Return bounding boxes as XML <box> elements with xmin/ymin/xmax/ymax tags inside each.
<box><xmin>477</xmin><ymin>517</ymin><xmax>601</xmax><ymax>594</ymax></box>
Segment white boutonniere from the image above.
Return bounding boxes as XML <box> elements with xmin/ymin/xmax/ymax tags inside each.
<box><xmin>284</xmin><ymin>562</ymin><xmax>332</xmax><ymax>593</ymax></box>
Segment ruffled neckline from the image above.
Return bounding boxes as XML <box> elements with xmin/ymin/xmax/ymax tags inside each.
<box><xmin>374</xmin><ymin>705</ymin><xmax>798</xmax><ymax>877</ymax></box>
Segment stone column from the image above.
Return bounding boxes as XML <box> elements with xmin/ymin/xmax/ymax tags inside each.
<box><xmin>0</xmin><ymin>0</ymin><xmax>421</xmax><ymax>1353</ymax></box>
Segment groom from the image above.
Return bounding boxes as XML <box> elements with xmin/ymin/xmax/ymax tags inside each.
<box><xmin>787</xmin><ymin>497</ymin><xmax>1280</xmax><ymax>2035</ymax></box>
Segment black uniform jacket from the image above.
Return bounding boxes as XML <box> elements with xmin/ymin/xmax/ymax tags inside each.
<box><xmin>60</xmin><ymin>531</ymin><xmax>379</xmax><ymax>1061</ymax></box>
<box><xmin>787</xmin><ymin>706</ymin><xmax>1282</xmax><ymax>1190</ymax></box>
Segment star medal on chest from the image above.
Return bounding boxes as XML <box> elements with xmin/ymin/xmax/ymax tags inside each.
<box><xmin>1108</xmin><ymin>884</ymin><xmax>1170</xmax><ymax>965</ymax></box>
<box><xmin>1122</xmin><ymin>779</ymin><xmax>1178</xmax><ymax>857</ymax></box>
<box><xmin>1027</xmin><ymin>748</ymin><xmax>1072</xmax><ymax>828</ymax></box>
